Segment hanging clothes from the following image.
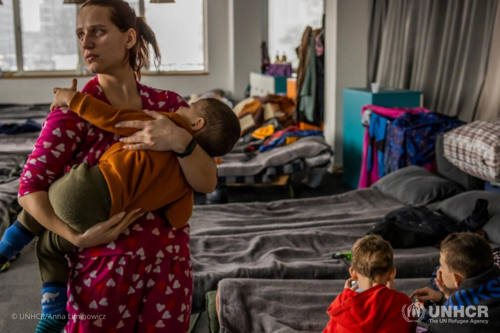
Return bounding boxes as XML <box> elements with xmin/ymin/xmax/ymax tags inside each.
<box><xmin>358</xmin><ymin>105</ymin><xmax>430</xmax><ymax>188</ymax></box>
<box><xmin>386</xmin><ymin>112</ymin><xmax>464</xmax><ymax>172</ymax></box>
<box><xmin>367</xmin><ymin>113</ymin><xmax>391</xmax><ymax>178</ymax></box>
<box><xmin>297</xmin><ymin>29</ymin><xmax>316</xmax><ymax>123</ymax></box>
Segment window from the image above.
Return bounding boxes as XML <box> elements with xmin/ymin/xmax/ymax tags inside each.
<box><xmin>20</xmin><ymin>0</ymin><xmax>79</xmax><ymax>71</ymax></box>
<box><xmin>0</xmin><ymin>0</ymin><xmax>206</xmax><ymax>76</ymax></box>
<box><xmin>0</xmin><ymin>0</ymin><xmax>17</xmax><ymax>71</ymax></box>
<box><xmin>145</xmin><ymin>0</ymin><xmax>205</xmax><ymax>71</ymax></box>
<box><xmin>268</xmin><ymin>0</ymin><xmax>324</xmax><ymax>69</ymax></box>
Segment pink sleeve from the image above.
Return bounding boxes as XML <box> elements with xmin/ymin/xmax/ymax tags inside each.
<box><xmin>18</xmin><ymin>108</ymin><xmax>86</xmax><ymax>197</ymax></box>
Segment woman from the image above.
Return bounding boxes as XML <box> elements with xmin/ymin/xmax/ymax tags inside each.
<box><xmin>17</xmin><ymin>1</ymin><xmax>216</xmax><ymax>332</ymax></box>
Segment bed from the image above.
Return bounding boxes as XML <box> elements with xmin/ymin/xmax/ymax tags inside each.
<box><xmin>0</xmin><ymin>104</ymin><xmax>49</xmax><ymax>237</ymax></box>
<box><xmin>215</xmin><ymin>278</ymin><xmax>431</xmax><ymax>333</ymax></box>
<box><xmin>189</xmin><ymin>133</ymin><xmax>486</xmax><ymax>314</ymax></box>
<box><xmin>189</xmin><ymin>187</ymin><xmax>441</xmax><ymax>312</ymax></box>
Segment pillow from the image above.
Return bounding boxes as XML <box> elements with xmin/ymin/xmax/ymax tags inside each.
<box><xmin>483</xmin><ymin>214</ymin><xmax>500</xmax><ymax>245</ymax></box>
<box><xmin>437</xmin><ymin>191</ymin><xmax>500</xmax><ymax>223</ymax></box>
<box><xmin>373</xmin><ymin>166</ymin><xmax>463</xmax><ymax>206</ymax></box>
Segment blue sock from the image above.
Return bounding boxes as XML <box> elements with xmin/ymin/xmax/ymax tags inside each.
<box><xmin>0</xmin><ymin>221</ymin><xmax>34</xmax><ymax>265</ymax></box>
<box><xmin>36</xmin><ymin>282</ymin><xmax>68</xmax><ymax>333</ymax></box>
<box><xmin>41</xmin><ymin>282</ymin><xmax>68</xmax><ymax>316</ymax></box>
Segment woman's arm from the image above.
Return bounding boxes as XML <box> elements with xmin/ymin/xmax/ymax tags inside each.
<box><xmin>18</xmin><ymin>192</ymin><xmax>79</xmax><ymax>244</ymax></box>
<box><xmin>18</xmin><ymin>192</ymin><xmax>142</xmax><ymax>248</ymax></box>
<box><xmin>116</xmin><ymin>110</ymin><xmax>218</xmax><ymax>193</ymax></box>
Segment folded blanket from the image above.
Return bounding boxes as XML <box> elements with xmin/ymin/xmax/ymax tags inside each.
<box><xmin>217</xmin><ymin>136</ymin><xmax>332</xmax><ymax>177</ymax></box>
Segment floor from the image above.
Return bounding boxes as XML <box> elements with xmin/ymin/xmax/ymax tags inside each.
<box><xmin>194</xmin><ymin>170</ymin><xmax>352</xmax><ymax>205</ymax></box>
<box><xmin>0</xmin><ymin>172</ymin><xmax>352</xmax><ymax>333</ymax></box>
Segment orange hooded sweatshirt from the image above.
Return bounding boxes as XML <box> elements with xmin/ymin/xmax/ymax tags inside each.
<box><xmin>68</xmin><ymin>92</ymin><xmax>193</xmax><ymax>229</ymax></box>
<box><xmin>323</xmin><ymin>284</ymin><xmax>416</xmax><ymax>333</ymax></box>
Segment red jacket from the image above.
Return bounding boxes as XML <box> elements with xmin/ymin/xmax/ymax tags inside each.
<box><xmin>323</xmin><ymin>285</ymin><xmax>415</xmax><ymax>333</ymax></box>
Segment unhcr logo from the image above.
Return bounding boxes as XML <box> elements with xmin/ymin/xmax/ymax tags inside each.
<box><xmin>402</xmin><ymin>302</ymin><xmax>427</xmax><ymax>323</ymax></box>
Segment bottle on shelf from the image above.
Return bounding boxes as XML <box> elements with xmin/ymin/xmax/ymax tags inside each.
<box><xmin>280</xmin><ymin>52</ymin><xmax>287</xmax><ymax>64</ymax></box>
<box><xmin>274</xmin><ymin>52</ymin><xmax>281</xmax><ymax>64</ymax></box>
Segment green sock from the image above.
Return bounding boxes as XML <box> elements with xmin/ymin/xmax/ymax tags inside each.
<box><xmin>35</xmin><ymin>313</ymin><xmax>68</xmax><ymax>333</ymax></box>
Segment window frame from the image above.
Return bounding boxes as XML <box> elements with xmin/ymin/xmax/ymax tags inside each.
<box><xmin>2</xmin><ymin>0</ymin><xmax>208</xmax><ymax>78</ymax></box>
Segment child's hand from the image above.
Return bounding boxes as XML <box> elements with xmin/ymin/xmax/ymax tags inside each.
<box><xmin>435</xmin><ymin>268</ymin><xmax>455</xmax><ymax>298</ymax></box>
<box><xmin>410</xmin><ymin>287</ymin><xmax>444</xmax><ymax>303</ymax></box>
<box><xmin>386</xmin><ymin>280</ymin><xmax>396</xmax><ymax>290</ymax></box>
<box><xmin>344</xmin><ymin>278</ymin><xmax>359</xmax><ymax>291</ymax></box>
<box><xmin>50</xmin><ymin>78</ymin><xmax>78</xmax><ymax>111</ymax></box>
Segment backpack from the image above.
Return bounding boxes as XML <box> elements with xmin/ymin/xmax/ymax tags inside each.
<box><xmin>370</xmin><ymin>199</ymin><xmax>489</xmax><ymax>248</ymax></box>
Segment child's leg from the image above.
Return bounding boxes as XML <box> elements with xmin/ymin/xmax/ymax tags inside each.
<box><xmin>0</xmin><ymin>210</ymin><xmax>44</xmax><ymax>266</ymax></box>
<box><xmin>33</xmin><ymin>164</ymin><xmax>111</xmax><ymax>333</ymax></box>
<box><xmin>35</xmin><ymin>230</ymin><xmax>74</xmax><ymax>333</ymax></box>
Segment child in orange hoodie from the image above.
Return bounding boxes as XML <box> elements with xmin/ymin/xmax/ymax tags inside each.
<box><xmin>324</xmin><ymin>235</ymin><xmax>416</xmax><ymax>333</ymax></box>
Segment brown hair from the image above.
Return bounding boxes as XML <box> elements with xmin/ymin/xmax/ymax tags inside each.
<box><xmin>440</xmin><ymin>232</ymin><xmax>493</xmax><ymax>278</ymax></box>
<box><xmin>351</xmin><ymin>235</ymin><xmax>394</xmax><ymax>280</ymax></box>
<box><xmin>80</xmin><ymin>0</ymin><xmax>161</xmax><ymax>80</ymax></box>
<box><xmin>193</xmin><ymin>98</ymin><xmax>241</xmax><ymax>157</ymax></box>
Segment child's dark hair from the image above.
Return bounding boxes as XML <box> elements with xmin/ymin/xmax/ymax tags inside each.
<box><xmin>193</xmin><ymin>98</ymin><xmax>240</xmax><ymax>157</ymax></box>
<box><xmin>440</xmin><ymin>232</ymin><xmax>493</xmax><ymax>278</ymax></box>
<box><xmin>80</xmin><ymin>0</ymin><xmax>161</xmax><ymax>80</ymax></box>
<box><xmin>351</xmin><ymin>235</ymin><xmax>394</xmax><ymax>280</ymax></box>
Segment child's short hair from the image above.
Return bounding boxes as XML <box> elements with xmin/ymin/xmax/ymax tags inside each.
<box><xmin>194</xmin><ymin>98</ymin><xmax>241</xmax><ymax>157</ymax></box>
<box><xmin>352</xmin><ymin>234</ymin><xmax>394</xmax><ymax>279</ymax></box>
<box><xmin>440</xmin><ymin>232</ymin><xmax>493</xmax><ymax>278</ymax></box>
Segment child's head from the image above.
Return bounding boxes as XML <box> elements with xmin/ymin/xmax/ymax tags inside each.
<box><xmin>439</xmin><ymin>232</ymin><xmax>493</xmax><ymax>289</ymax></box>
<box><xmin>350</xmin><ymin>235</ymin><xmax>396</xmax><ymax>284</ymax></box>
<box><xmin>177</xmin><ymin>98</ymin><xmax>240</xmax><ymax>157</ymax></box>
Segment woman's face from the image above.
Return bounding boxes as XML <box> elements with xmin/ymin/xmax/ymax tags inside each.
<box><xmin>76</xmin><ymin>6</ymin><xmax>133</xmax><ymax>75</ymax></box>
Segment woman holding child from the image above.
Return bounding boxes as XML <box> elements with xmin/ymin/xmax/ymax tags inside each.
<box><xmin>17</xmin><ymin>0</ymin><xmax>214</xmax><ymax>331</ymax></box>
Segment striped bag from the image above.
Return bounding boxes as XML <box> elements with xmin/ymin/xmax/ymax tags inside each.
<box><xmin>443</xmin><ymin>119</ymin><xmax>500</xmax><ymax>182</ymax></box>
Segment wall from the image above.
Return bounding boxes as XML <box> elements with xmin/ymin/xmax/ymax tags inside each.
<box><xmin>0</xmin><ymin>0</ymin><xmax>233</xmax><ymax>104</ymax></box>
<box><xmin>229</xmin><ymin>0</ymin><xmax>267</xmax><ymax>101</ymax></box>
<box><xmin>324</xmin><ymin>0</ymin><xmax>370</xmax><ymax>168</ymax></box>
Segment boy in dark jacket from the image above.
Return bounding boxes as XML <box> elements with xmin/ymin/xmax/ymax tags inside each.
<box><xmin>412</xmin><ymin>232</ymin><xmax>500</xmax><ymax>332</ymax></box>
<box><xmin>323</xmin><ymin>235</ymin><xmax>415</xmax><ymax>333</ymax></box>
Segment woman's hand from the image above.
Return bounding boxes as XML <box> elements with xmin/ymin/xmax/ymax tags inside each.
<box><xmin>51</xmin><ymin>78</ymin><xmax>78</xmax><ymax>111</ymax></box>
<box><xmin>115</xmin><ymin>110</ymin><xmax>217</xmax><ymax>193</ymax></box>
<box><xmin>72</xmin><ymin>209</ymin><xmax>143</xmax><ymax>248</ymax></box>
<box><xmin>115</xmin><ymin>110</ymin><xmax>192</xmax><ymax>153</ymax></box>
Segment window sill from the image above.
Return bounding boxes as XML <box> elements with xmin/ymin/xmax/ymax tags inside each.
<box><xmin>0</xmin><ymin>70</ymin><xmax>209</xmax><ymax>79</ymax></box>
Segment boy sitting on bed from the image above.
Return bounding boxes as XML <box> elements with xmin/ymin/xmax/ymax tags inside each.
<box><xmin>411</xmin><ymin>232</ymin><xmax>500</xmax><ymax>333</ymax></box>
<box><xmin>323</xmin><ymin>234</ymin><xmax>415</xmax><ymax>333</ymax></box>
<box><xmin>0</xmin><ymin>80</ymin><xmax>240</xmax><ymax>323</ymax></box>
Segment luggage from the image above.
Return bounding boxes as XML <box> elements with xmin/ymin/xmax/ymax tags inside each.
<box><xmin>370</xmin><ymin>199</ymin><xmax>489</xmax><ymax>248</ymax></box>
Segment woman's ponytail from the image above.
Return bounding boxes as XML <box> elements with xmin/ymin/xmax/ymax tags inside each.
<box><xmin>136</xmin><ymin>16</ymin><xmax>162</xmax><ymax>76</ymax></box>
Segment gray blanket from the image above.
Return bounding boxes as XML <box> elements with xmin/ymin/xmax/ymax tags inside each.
<box><xmin>189</xmin><ymin>189</ymin><xmax>440</xmax><ymax>311</ymax></box>
<box><xmin>218</xmin><ymin>278</ymin><xmax>432</xmax><ymax>333</ymax></box>
<box><xmin>217</xmin><ymin>137</ymin><xmax>332</xmax><ymax>177</ymax></box>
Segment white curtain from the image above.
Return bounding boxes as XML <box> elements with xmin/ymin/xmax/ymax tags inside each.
<box><xmin>368</xmin><ymin>0</ymin><xmax>498</xmax><ymax>122</ymax></box>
